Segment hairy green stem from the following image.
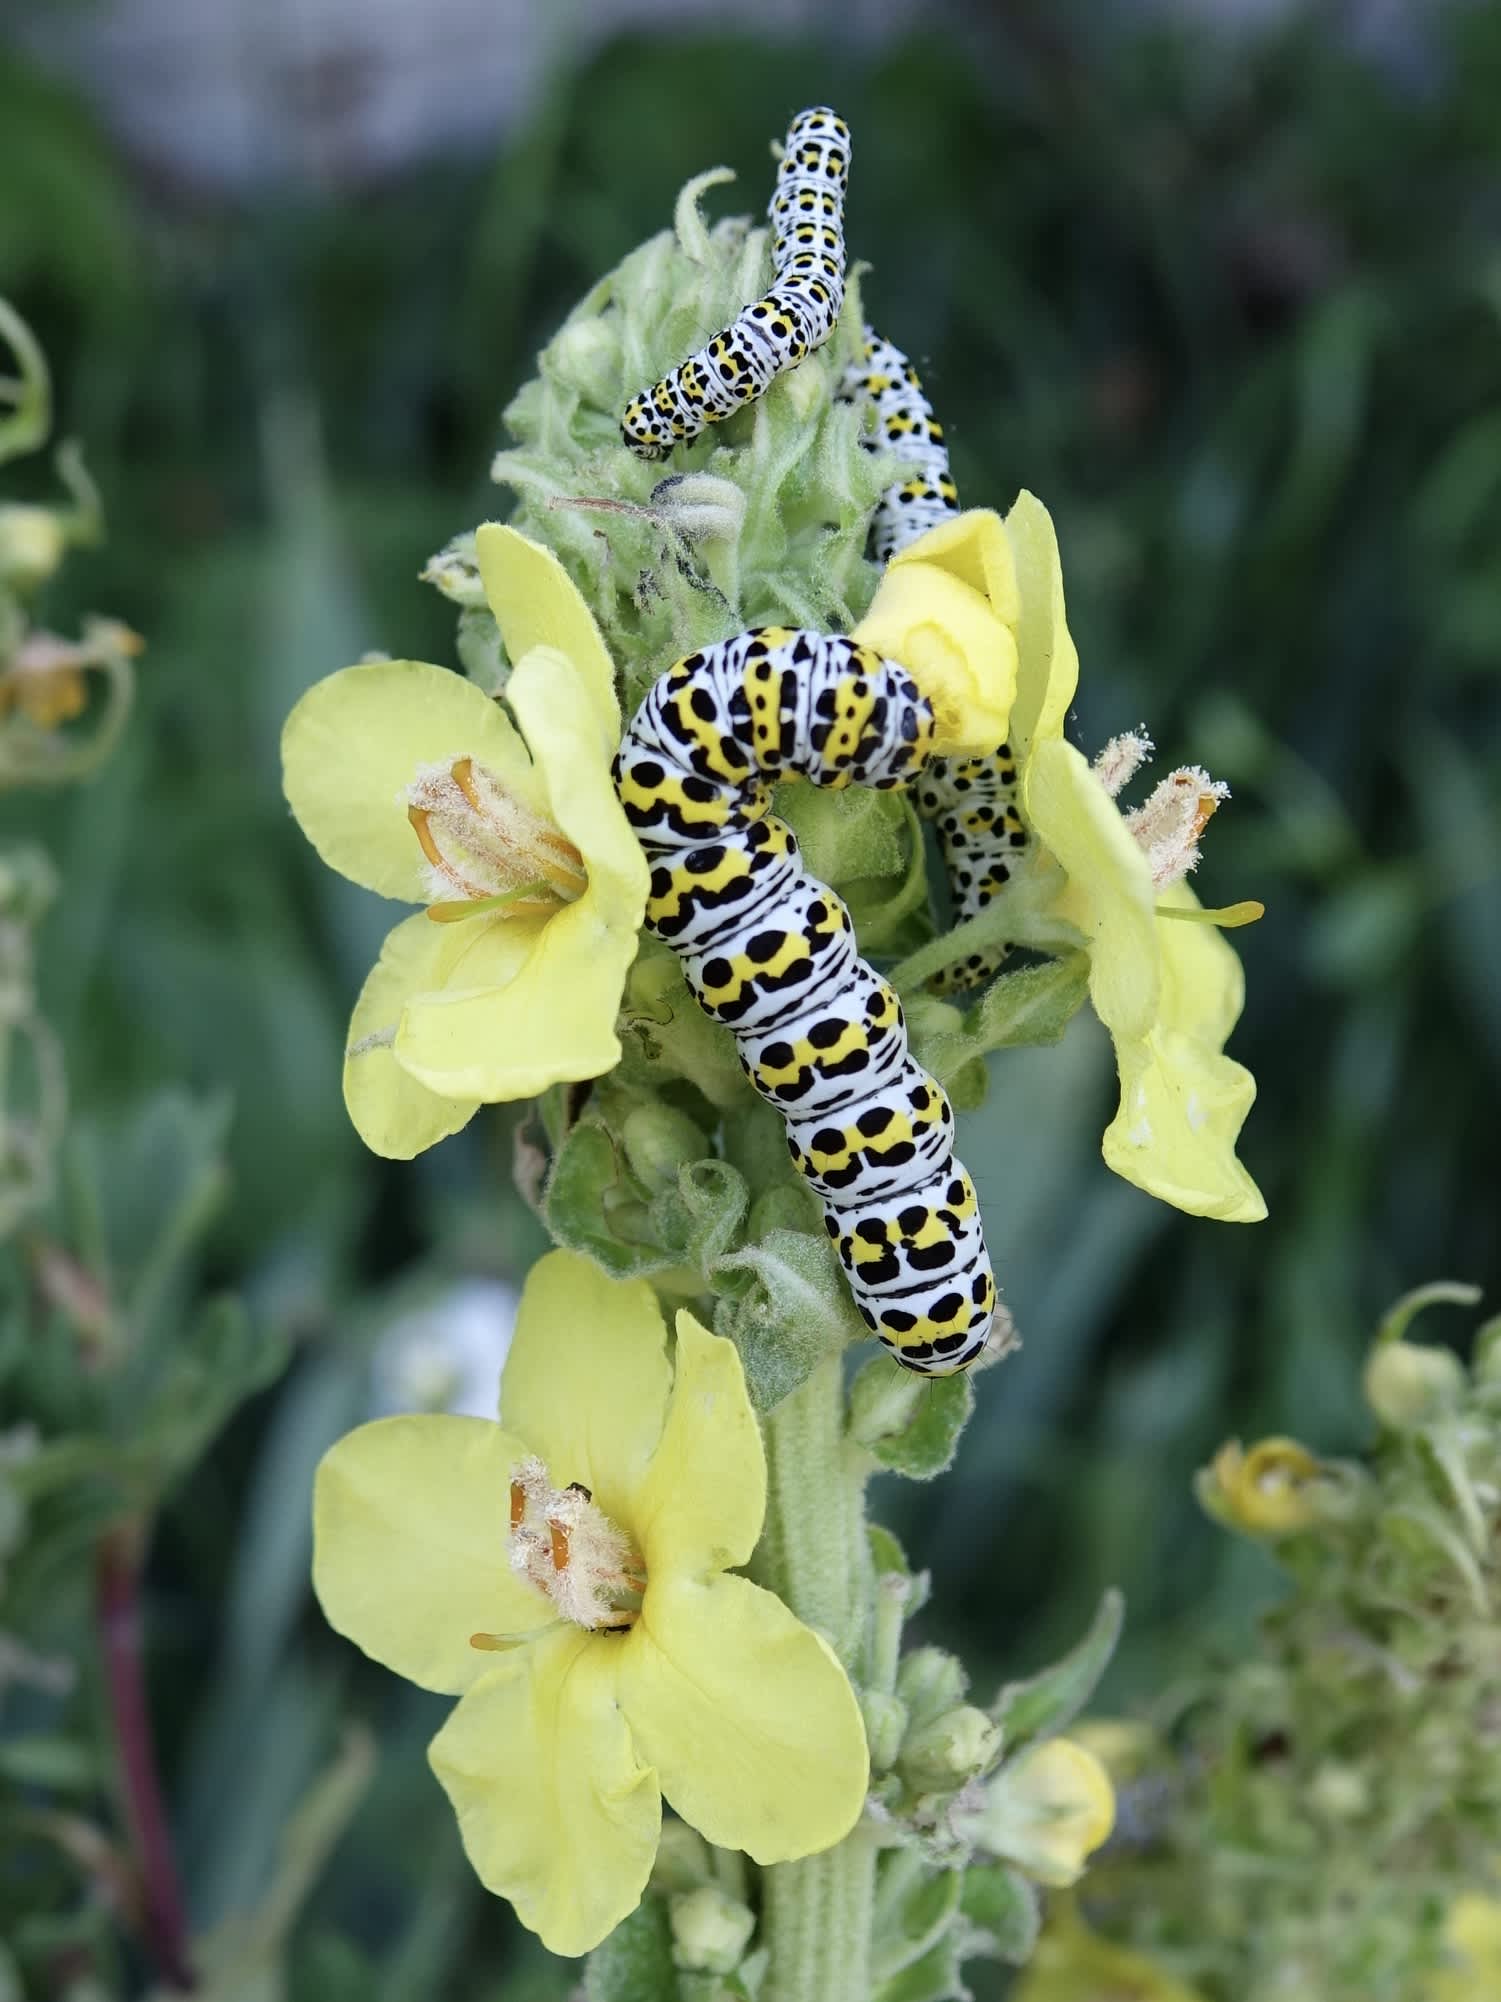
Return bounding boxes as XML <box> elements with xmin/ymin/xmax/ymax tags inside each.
<box><xmin>754</xmin><ymin>1358</ymin><xmax>878</xmax><ymax>2002</ymax></box>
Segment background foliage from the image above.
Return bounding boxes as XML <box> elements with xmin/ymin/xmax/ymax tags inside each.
<box><xmin>2</xmin><ymin>3</ymin><xmax>1499</xmax><ymax>1993</ymax></box>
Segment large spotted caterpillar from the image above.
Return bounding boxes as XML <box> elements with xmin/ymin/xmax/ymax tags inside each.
<box><xmin>843</xmin><ymin>327</ymin><xmax>1028</xmax><ymax>995</ymax></box>
<box><xmin>614</xmin><ymin>631</ymin><xmax>996</xmax><ymax>1376</ymax></box>
<box><xmin>620</xmin><ymin>107</ymin><xmax>848</xmax><ymax>457</ymax></box>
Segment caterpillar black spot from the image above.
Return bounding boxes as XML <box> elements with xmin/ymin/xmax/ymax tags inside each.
<box><xmin>621</xmin><ymin>107</ymin><xmax>849</xmax><ymax>458</ymax></box>
<box><xmin>844</xmin><ymin>325</ymin><xmax>1028</xmax><ymax>995</ymax></box>
<box><xmin>614</xmin><ymin>627</ymin><xmax>996</xmax><ymax>1376</ymax></box>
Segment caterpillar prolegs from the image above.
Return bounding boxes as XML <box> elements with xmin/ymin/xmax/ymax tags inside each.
<box><xmin>842</xmin><ymin>325</ymin><xmax>1029</xmax><ymax>996</ymax></box>
<box><xmin>621</xmin><ymin>107</ymin><xmax>849</xmax><ymax>457</ymax></box>
<box><xmin>614</xmin><ymin>630</ymin><xmax>996</xmax><ymax>1376</ymax></box>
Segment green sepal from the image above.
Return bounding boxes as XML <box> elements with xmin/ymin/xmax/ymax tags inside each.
<box><xmin>990</xmin><ymin>1587</ymin><xmax>1124</xmax><ymax>1743</ymax></box>
<box><xmin>545</xmin><ymin>1119</ymin><xmax>676</xmax><ymax>1278</ymax></box>
<box><xmin>710</xmin><ymin>1226</ymin><xmax>862</xmax><ymax>1410</ymax></box>
<box><xmin>648</xmin><ymin>1158</ymin><xmax>749</xmax><ymax>1272</ymax></box>
<box><xmin>586</xmin><ymin>1898</ymin><xmax>682</xmax><ymax>2002</ymax></box>
<box><xmin>873</xmin><ymin>1933</ymin><xmax>967</xmax><ymax>2002</ymax></box>
<box><xmin>872</xmin><ymin>1864</ymin><xmax>962</xmax><ymax>1982</ymax></box>
<box><xmin>848</xmin><ymin>1355</ymin><xmax>974</xmax><ymax>1480</ymax></box>
<box><xmin>958</xmin><ymin>1862</ymin><xmax>1041</xmax><ymax>1965</ymax></box>
<box><xmin>867</xmin><ymin>1521</ymin><xmax>931</xmax><ymax>1614</ymax></box>
<box><xmin>908</xmin><ymin>956</ymin><xmax>1091</xmax><ymax>1098</ymax></box>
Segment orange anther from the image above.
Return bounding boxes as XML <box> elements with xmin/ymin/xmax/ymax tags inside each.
<box><xmin>451</xmin><ymin>756</ymin><xmax>483</xmax><ymax>811</ymax></box>
<box><xmin>549</xmin><ymin>1519</ymin><xmax>572</xmax><ymax>1572</ymax></box>
<box><xmin>510</xmin><ymin>1480</ymin><xmax>526</xmax><ymax>1531</ymax></box>
<box><xmin>407</xmin><ymin>804</ymin><xmax>445</xmax><ymax>870</ymax></box>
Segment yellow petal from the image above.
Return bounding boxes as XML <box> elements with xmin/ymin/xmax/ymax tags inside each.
<box><xmin>507</xmin><ymin>645</ymin><xmax>650</xmax><ymax>908</ymax></box>
<box><xmin>394</xmin><ymin>891</ymin><xmax>637</xmax><ymax>1101</ymax></box>
<box><xmin>888</xmin><ymin>506</ymin><xmax>1019</xmax><ymax>627</ymax></box>
<box><xmin>498</xmin><ymin>1249</ymin><xmax>672</xmax><ymax>1528</ymax></box>
<box><xmin>1004</xmin><ymin>490</ymin><xmax>1079</xmax><ymax>760</ymax></box>
<box><xmin>343</xmin><ymin>912</ymin><xmax>481</xmax><ymax>1159</ymax></box>
<box><xmin>281</xmin><ymin>659</ymin><xmax>543</xmax><ymax>902</ymax></box>
<box><xmin>619</xmin><ymin>1572</ymin><xmax>868</xmax><ymax>1863</ymax></box>
<box><xmin>1028</xmin><ymin>737</ymin><xmax>1159</xmax><ymax>1041</ymax></box>
<box><xmin>429</xmin><ymin>1631</ymin><xmax>660</xmax><ymax>1958</ymax></box>
<box><xmin>475</xmin><ymin>522</ymin><xmax>620</xmax><ymax>737</ymax></box>
<box><xmin>1102</xmin><ymin>887</ymin><xmax>1265</xmax><ymax>1221</ymax></box>
<box><xmin>312</xmin><ymin>1415</ymin><xmax>547</xmax><ymax>1695</ymax></box>
<box><xmin>852</xmin><ymin>562</ymin><xmax>1016</xmax><ymax>757</ymax></box>
<box><xmin>630</xmin><ymin>1310</ymin><xmax>765</xmax><ymax>1577</ymax></box>
<box><xmin>980</xmin><ymin>1738</ymin><xmax>1116</xmax><ymax>1888</ymax></box>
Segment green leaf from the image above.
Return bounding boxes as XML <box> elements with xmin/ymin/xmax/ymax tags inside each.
<box><xmin>874</xmin><ymin>1933</ymin><xmax>966</xmax><ymax>2002</ymax></box>
<box><xmin>586</xmin><ymin>1897</ymin><xmax>682</xmax><ymax>2002</ymax></box>
<box><xmin>958</xmin><ymin>1863</ymin><xmax>1040</xmax><ymax>1965</ymax></box>
<box><xmin>909</xmin><ymin>957</ymin><xmax>1091</xmax><ymax>1096</ymax></box>
<box><xmin>849</xmin><ymin>1355</ymin><xmax>974</xmax><ymax>1480</ymax></box>
<box><xmin>873</xmin><ymin>1865</ymin><xmax>962</xmax><ymax>1981</ymax></box>
<box><xmin>991</xmin><ymin>1588</ymin><xmax>1124</xmax><ymax>1743</ymax></box>
<box><xmin>0</xmin><ymin>1733</ymin><xmax>97</xmax><ymax>1790</ymax></box>
<box><xmin>711</xmin><ymin>1227</ymin><xmax>865</xmax><ymax>1409</ymax></box>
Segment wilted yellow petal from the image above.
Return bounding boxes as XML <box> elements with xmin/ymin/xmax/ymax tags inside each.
<box><xmin>629</xmin><ymin>1310</ymin><xmax>765</xmax><ymax>1576</ymax></box>
<box><xmin>429</xmin><ymin>1632</ymin><xmax>659</xmax><ymax>1958</ymax></box>
<box><xmin>619</xmin><ymin>1572</ymin><xmax>868</xmax><ymax>1863</ymax></box>
<box><xmin>312</xmin><ymin>1414</ymin><xmax>546</xmax><ymax>1694</ymax></box>
<box><xmin>475</xmin><ymin>522</ymin><xmax>620</xmax><ymax>737</ymax></box>
<box><xmin>498</xmin><ymin>1250</ymin><xmax>672</xmax><ymax>1529</ymax></box>
<box><xmin>281</xmin><ymin>659</ymin><xmax>542</xmax><ymax>902</ymax></box>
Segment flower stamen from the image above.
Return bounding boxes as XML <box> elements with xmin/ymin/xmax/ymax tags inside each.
<box><xmin>404</xmin><ymin>755</ymin><xmax>589</xmax><ymax>918</ymax></box>
<box><xmin>507</xmin><ymin>1455</ymin><xmax>646</xmax><ymax>1632</ymax></box>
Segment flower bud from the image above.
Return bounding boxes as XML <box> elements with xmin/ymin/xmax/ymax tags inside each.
<box><xmin>1363</xmin><ymin>1339</ymin><xmax>1467</xmax><ymax>1431</ymax></box>
<box><xmin>420</xmin><ymin>533</ymin><xmax>487</xmax><ymax>608</ymax></box>
<box><xmin>622</xmin><ymin>1103</ymin><xmax>708</xmax><ymax>1194</ymax></box>
<box><xmin>896</xmin><ymin>1646</ymin><xmax>967</xmax><ymax>1728</ymax></box>
<box><xmin>1196</xmin><ymin>1436</ymin><xmax>1325</xmax><ymax>1538</ymax></box>
<box><xmin>547</xmin><ymin>315</ymin><xmax>621</xmax><ymax>405</ymax></box>
<box><xmin>0</xmin><ymin>504</ymin><xmax>66</xmax><ymax>594</ymax></box>
<box><xmin>669</xmin><ymin>1884</ymin><xmax>756</xmax><ymax>1974</ymax></box>
<box><xmin>1307</xmin><ymin>1760</ymin><xmax>1370</xmax><ymax>1821</ymax></box>
<box><xmin>860</xmin><ymin>1689</ymin><xmax>908</xmax><ymax>1773</ymax></box>
<box><xmin>649</xmin><ymin>1817</ymin><xmax>711</xmax><ymax>1894</ymax></box>
<box><xmin>848</xmin><ymin>1357</ymin><xmax>924</xmax><ymax>1448</ymax></box>
<box><xmin>651</xmin><ymin>473</ymin><xmax>746</xmax><ymax>548</ymax></box>
<box><xmin>965</xmin><ymin>1738</ymin><xmax>1116</xmax><ymax>1888</ymax></box>
<box><xmin>899</xmin><ymin>1703</ymin><xmax>1003</xmax><ymax>1791</ymax></box>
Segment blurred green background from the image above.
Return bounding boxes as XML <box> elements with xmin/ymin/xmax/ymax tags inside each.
<box><xmin>3</xmin><ymin>1</ymin><xmax>1500</xmax><ymax>1993</ymax></box>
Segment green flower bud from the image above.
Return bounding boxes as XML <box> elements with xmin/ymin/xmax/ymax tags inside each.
<box><xmin>650</xmin><ymin>472</ymin><xmax>746</xmax><ymax>548</ymax></box>
<box><xmin>1308</xmin><ymin>1760</ymin><xmax>1370</xmax><ymax>1821</ymax></box>
<box><xmin>669</xmin><ymin>1885</ymin><xmax>756</xmax><ymax>1974</ymax></box>
<box><xmin>848</xmin><ymin>1355</ymin><xmax>924</xmax><ymax>1448</ymax></box>
<box><xmin>649</xmin><ymin>1818</ymin><xmax>711</xmax><ymax>1894</ymax></box>
<box><xmin>896</xmin><ymin>1645</ymin><xmax>968</xmax><ymax>1728</ymax></box>
<box><xmin>0</xmin><ymin>503</ymin><xmax>66</xmax><ymax>594</ymax></box>
<box><xmin>860</xmin><ymin>1689</ymin><xmax>908</xmax><ymax>1773</ymax></box>
<box><xmin>546</xmin><ymin>314</ymin><xmax>621</xmax><ymax>406</ymax></box>
<box><xmin>622</xmin><ymin>1103</ymin><xmax>709</xmax><ymax>1194</ymax></box>
<box><xmin>900</xmin><ymin>1703</ymin><xmax>1003</xmax><ymax>1790</ymax></box>
<box><xmin>1363</xmin><ymin>1339</ymin><xmax>1468</xmax><ymax>1430</ymax></box>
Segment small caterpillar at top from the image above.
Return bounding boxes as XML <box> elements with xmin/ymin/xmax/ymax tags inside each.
<box><xmin>620</xmin><ymin>106</ymin><xmax>850</xmax><ymax>458</ymax></box>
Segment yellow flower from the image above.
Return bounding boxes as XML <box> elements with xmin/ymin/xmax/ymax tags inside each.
<box><xmin>852</xmin><ymin>508</ymin><xmax>1019</xmax><ymax>755</ymax></box>
<box><xmin>312</xmin><ymin>1248</ymin><xmax>868</xmax><ymax>1958</ymax></box>
<box><xmin>1014</xmin><ymin>1899</ymin><xmax>1210</xmax><ymax>2002</ymax></box>
<box><xmin>1427</xmin><ymin>1892</ymin><xmax>1501</xmax><ymax>2001</ymax></box>
<box><xmin>1007</xmin><ymin>490</ymin><xmax>1264</xmax><ymax>1223</ymax></box>
<box><xmin>965</xmin><ymin>1737</ymin><xmax>1116</xmax><ymax>1888</ymax></box>
<box><xmin>282</xmin><ymin>526</ymin><xmax>649</xmax><ymax>1159</ymax></box>
<box><xmin>1199</xmin><ymin>1436</ymin><xmax>1324</xmax><ymax>1537</ymax></box>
